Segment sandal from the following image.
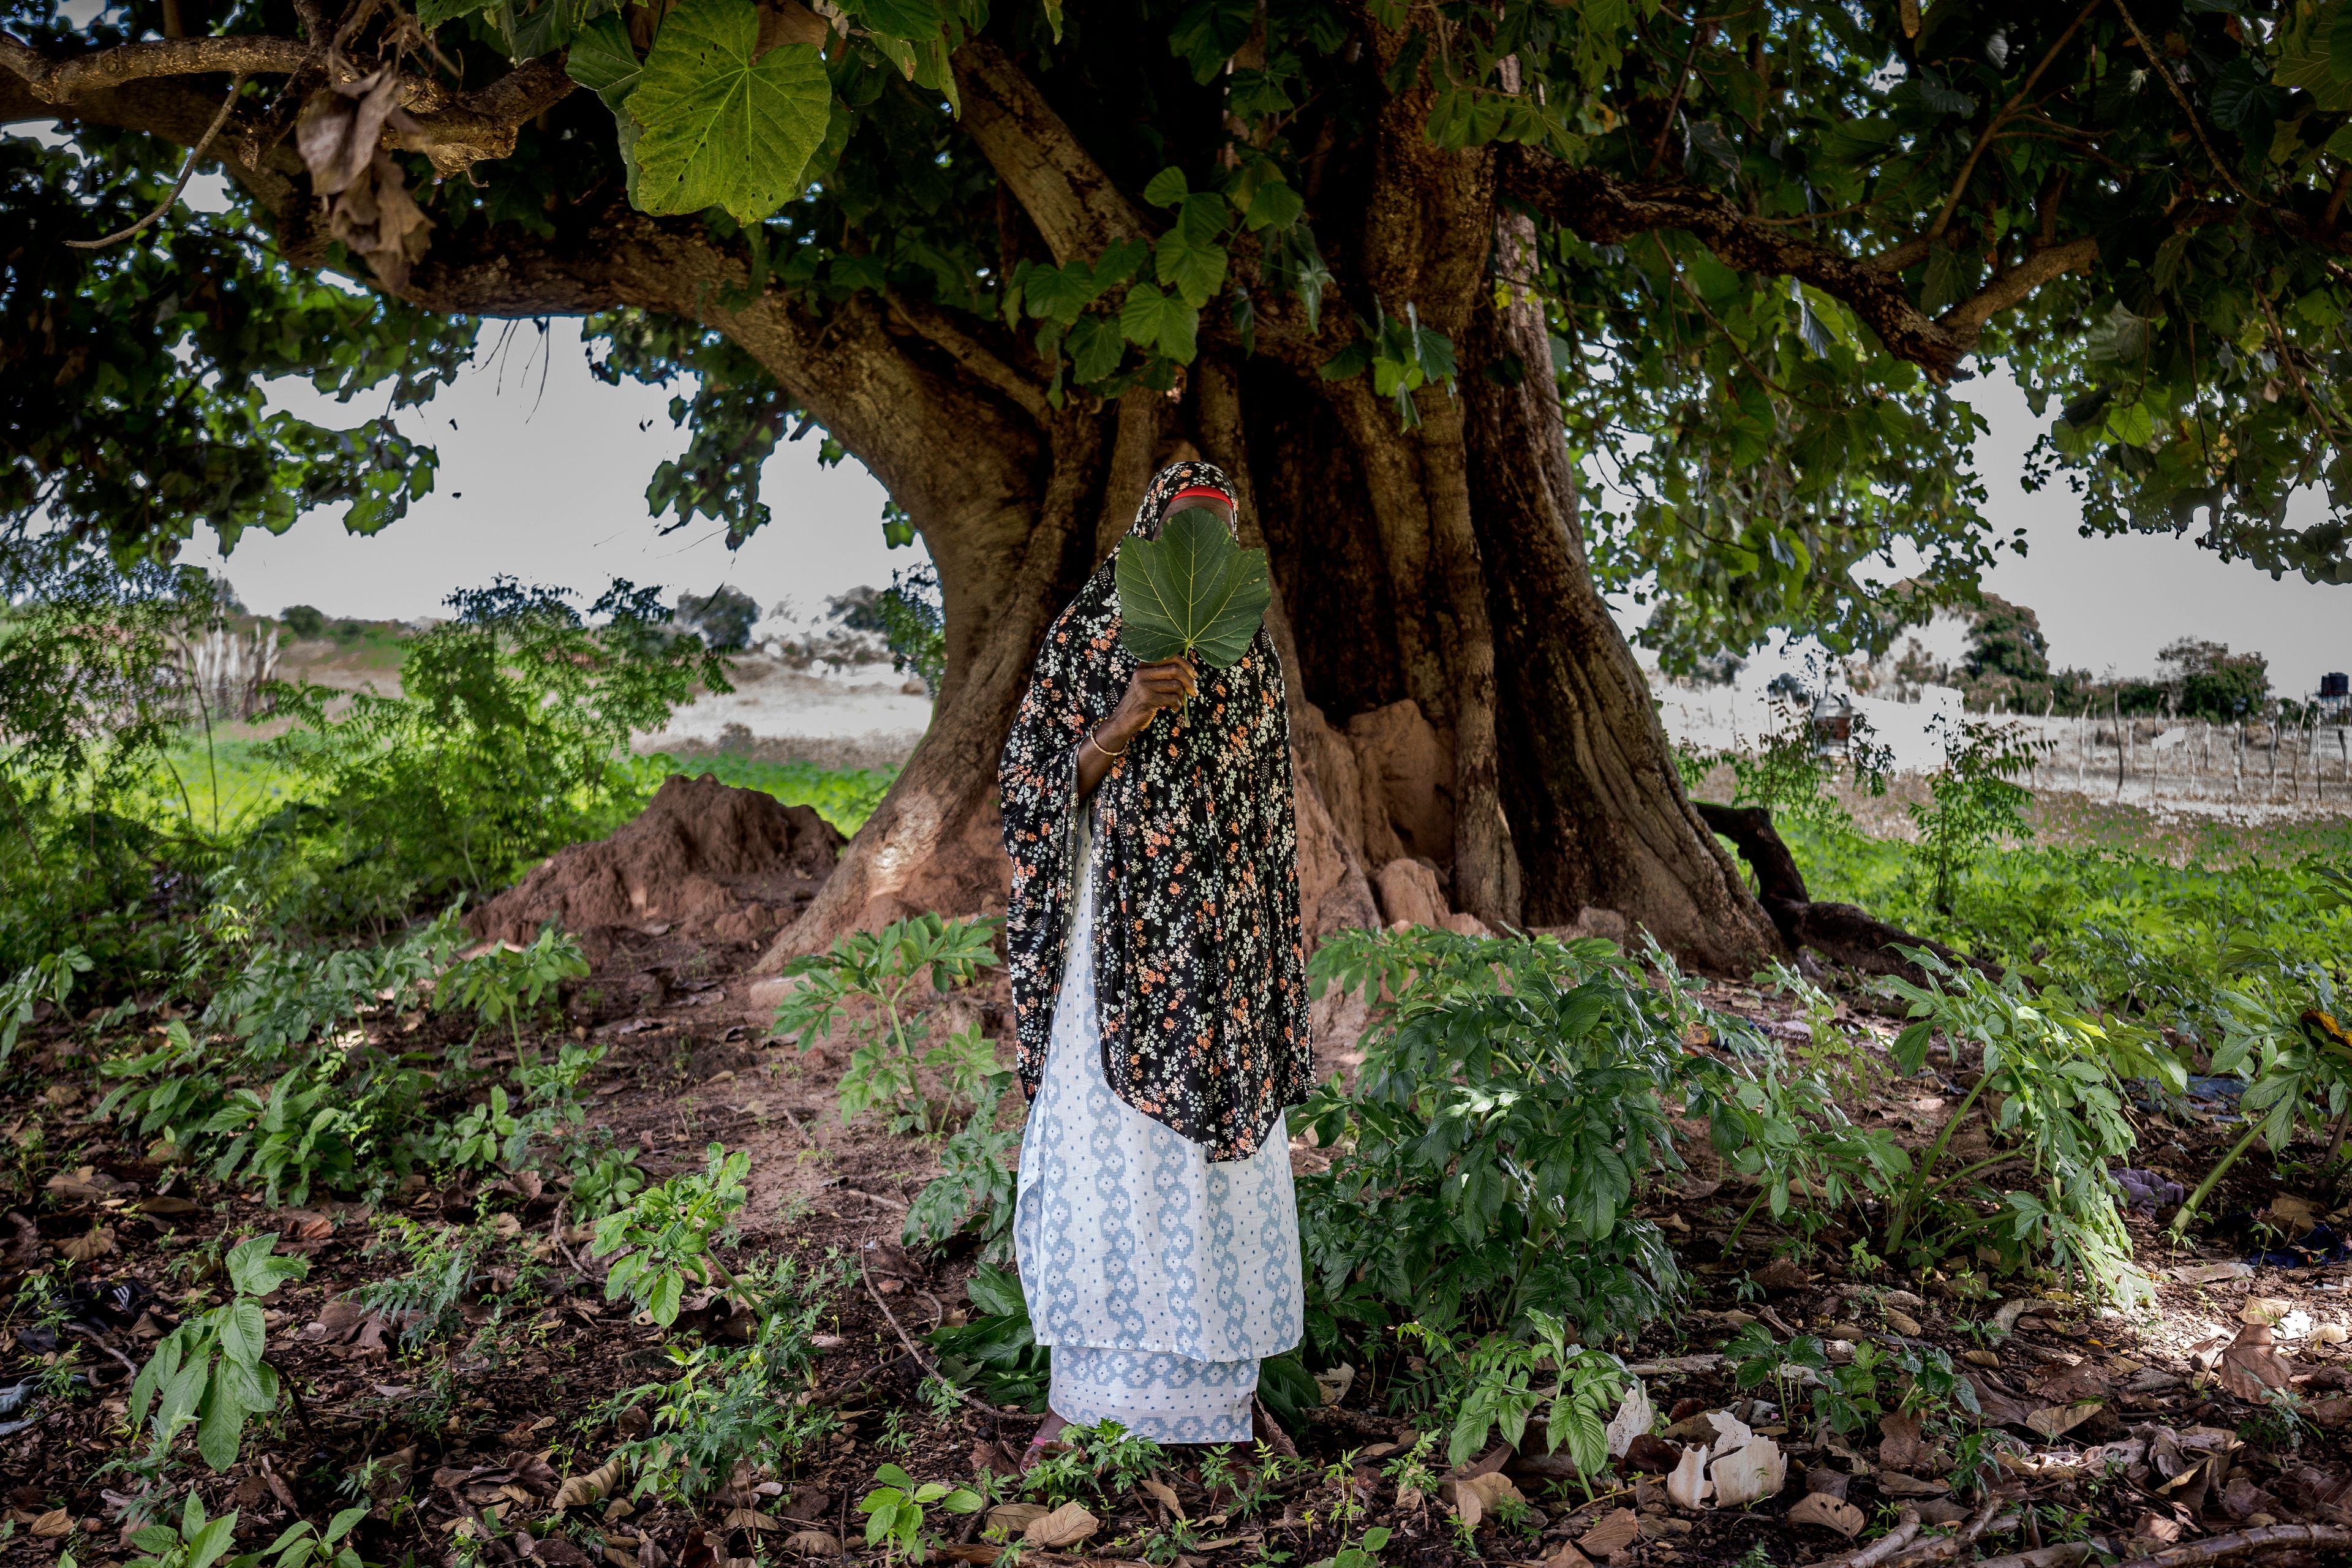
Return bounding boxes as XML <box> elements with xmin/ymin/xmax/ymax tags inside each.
<box><xmin>1019</xmin><ymin>1434</ymin><xmax>1069</xmax><ymax>1474</ymax></box>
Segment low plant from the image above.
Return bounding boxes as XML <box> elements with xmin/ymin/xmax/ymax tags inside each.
<box><xmin>1438</xmin><ymin>1310</ymin><xmax>1626</xmax><ymax>1476</ymax></box>
<box><xmin>903</xmin><ymin>1070</ymin><xmax>1020</xmax><ymax>1263</ymax></box>
<box><xmin>435</xmin><ymin>924</ymin><xmax>590</xmax><ymax>1061</ymax></box>
<box><xmin>590</xmin><ymin>1143</ymin><xmax>751</xmax><ymax>1325</ymax></box>
<box><xmin>128</xmin><ymin>1236</ymin><xmax>307</xmax><ymax>1472</ymax></box>
<box><xmin>347</xmin><ymin>1219</ymin><xmax>523</xmax><ymax>1349</ymax></box>
<box><xmin>928</xmin><ymin>1265</ymin><xmax>1049</xmax><ymax>1411</ymax></box>
<box><xmin>1882</xmin><ymin>950</ymin><xmax>2178</xmax><ymax>1304</ymax></box>
<box><xmin>2169</xmin><ymin>966</ymin><xmax>2352</xmax><ymax>1237</ymax></box>
<box><xmin>1906</xmin><ymin>714</ymin><xmax>2042</xmax><ymax>913</ymax></box>
<box><xmin>0</xmin><ymin>945</ymin><xmax>89</xmax><ymax>1063</ymax></box>
<box><xmin>859</xmin><ymin>1463</ymin><xmax>984</xmax><ymax>1564</ymax></box>
<box><xmin>609</xmin><ymin>1262</ymin><xmax>837</xmax><ymax>1500</ymax></box>
<box><xmin>774</xmin><ymin>912</ymin><xmax>1000</xmax><ymax>1133</ymax></box>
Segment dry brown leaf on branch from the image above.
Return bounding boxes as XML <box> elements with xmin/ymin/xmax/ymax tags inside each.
<box><xmin>293</xmin><ymin>74</ymin><xmax>434</xmax><ymax>287</ymax></box>
<box><xmin>1139</xmin><ymin>1479</ymin><xmax>1186</xmax><ymax>1518</ymax></box>
<box><xmin>1786</xmin><ymin>1491</ymin><xmax>1867</xmax><ymax>1537</ymax></box>
<box><xmin>2217</xmin><ymin>1324</ymin><xmax>2294</xmax><ymax>1401</ymax></box>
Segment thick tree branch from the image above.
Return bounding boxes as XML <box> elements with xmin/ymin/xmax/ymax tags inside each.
<box><xmin>1497</xmin><ymin>146</ymin><xmax>2097</xmax><ymax>377</ymax></box>
<box><xmin>0</xmin><ymin>31</ymin><xmax>308</xmax><ymax>100</ymax></box>
<box><xmin>951</xmin><ymin>36</ymin><xmax>1144</xmax><ymax>263</ymax></box>
<box><xmin>1937</xmin><ymin>236</ymin><xmax>2099</xmax><ymax>337</ymax></box>
<box><xmin>1</xmin><ymin>70</ymin><xmax>300</xmax><ymax>212</ymax></box>
<box><xmin>383</xmin><ymin>54</ymin><xmax>575</xmax><ymax>175</ymax></box>
<box><xmin>4</xmin><ymin>32</ymin><xmax>571</xmax><ymax>181</ymax></box>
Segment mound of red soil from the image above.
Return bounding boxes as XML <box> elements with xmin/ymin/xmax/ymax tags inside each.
<box><xmin>466</xmin><ymin>772</ymin><xmax>845</xmax><ymax>959</ymax></box>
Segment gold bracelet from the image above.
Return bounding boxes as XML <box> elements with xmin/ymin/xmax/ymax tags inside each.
<box><xmin>1088</xmin><ymin>728</ymin><xmax>1129</xmax><ymax>760</ymax></box>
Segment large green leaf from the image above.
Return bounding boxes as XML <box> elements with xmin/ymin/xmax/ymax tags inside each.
<box><xmin>1115</xmin><ymin>508</ymin><xmax>1272</xmax><ymax>669</ymax></box>
<box><xmin>628</xmin><ymin>0</ymin><xmax>832</xmax><ymax>223</ymax></box>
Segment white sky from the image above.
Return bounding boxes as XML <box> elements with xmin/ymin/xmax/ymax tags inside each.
<box><xmin>164</xmin><ymin>317</ymin><xmax>2348</xmax><ymax>692</ymax></box>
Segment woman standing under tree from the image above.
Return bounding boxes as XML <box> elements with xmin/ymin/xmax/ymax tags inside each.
<box><xmin>1000</xmin><ymin>460</ymin><xmax>1310</xmax><ymax>1460</ymax></box>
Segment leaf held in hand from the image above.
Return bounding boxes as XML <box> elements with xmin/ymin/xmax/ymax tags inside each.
<box><xmin>1115</xmin><ymin>510</ymin><xmax>1271</xmax><ymax>670</ymax></box>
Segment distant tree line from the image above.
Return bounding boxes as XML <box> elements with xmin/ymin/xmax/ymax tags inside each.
<box><xmin>1869</xmin><ymin>595</ymin><xmax>2310</xmax><ymax>722</ymax></box>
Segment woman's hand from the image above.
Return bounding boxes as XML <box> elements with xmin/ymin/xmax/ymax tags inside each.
<box><xmin>1077</xmin><ymin>657</ymin><xmax>1196</xmax><ymax>799</ymax></box>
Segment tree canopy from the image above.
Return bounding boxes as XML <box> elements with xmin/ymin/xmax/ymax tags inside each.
<box><xmin>7</xmin><ymin>0</ymin><xmax>2351</xmax><ymax>673</ymax></box>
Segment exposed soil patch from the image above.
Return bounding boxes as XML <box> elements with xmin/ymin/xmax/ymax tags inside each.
<box><xmin>467</xmin><ymin>774</ymin><xmax>845</xmax><ymax>965</ymax></box>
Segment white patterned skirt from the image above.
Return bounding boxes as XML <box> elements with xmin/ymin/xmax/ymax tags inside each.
<box><xmin>1012</xmin><ymin>811</ymin><xmax>1304</xmax><ymax>1444</ymax></box>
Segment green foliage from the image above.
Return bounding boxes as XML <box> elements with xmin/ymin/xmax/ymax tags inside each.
<box><xmin>1298</xmin><ymin>927</ymin><xmax>1706</xmax><ymax>1348</ymax></box>
<box><xmin>927</xmin><ymin>1264</ymin><xmax>1049</xmax><ymax>1412</ymax></box>
<box><xmin>875</xmin><ymin>564</ymin><xmax>946</xmax><ymax>698</ymax></box>
<box><xmin>0</xmin><ymin>945</ymin><xmax>89</xmax><ymax>1063</ymax></box>
<box><xmin>434</xmin><ymin>924</ymin><xmax>590</xmax><ymax>1055</ymax></box>
<box><xmin>674</xmin><ymin>584</ymin><xmax>761</xmax><ymax>652</ymax></box>
<box><xmin>903</xmin><ymin>1071</ymin><xmax>1020</xmax><ymax>1262</ymax></box>
<box><xmin>97</xmin><ymin>916</ymin><xmax>460</xmax><ymax>1205</ymax></box>
<box><xmin>1439</xmin><ymin>1310</ymin><xmax>1624</xmax><ymax>1476</ymax></box>
<box><xmin>128</xmin><ymin>1237</ymin><xmax>307</xmax><ymax>1472</ymax></box>
<box><xmin>127</xmin><ymin>1493</ymin><xmax>366</xmax><ymax>1568</ymax></box>
<box><xmin>652</xmin><ymin>753</ymin><xmax>898</xmax><ymax>835</ymax></box>
<box><xmin>1907</xmin><ymin>717</ymin><xmax>2042</xmax><ymax>911</ymax></box>
<box><xmin>610</xmin><ymin>1256</ymin><xmax>840</xmax><ymax>1500</ymax></box>
<box><xmin>243</xmin><ymin>578</ymin><xmax>726</xmax><ymax>933</ymax></box>
<box><xmin>1883</xmin><ymin>952</ymin><xmax>2178</xmax><ymax>1305</ymax></box>
<box><xmin>628</xmin><ymin>0</ymin><xmax>831</xmax><ymax>222</ymax></box>
<box><xmin>348</xmin><ymin>1218</ymin><xmax>519</xmax><ymax>1349</ymax></box>
<box><xmin>859</xmin><ymin>1464</ymin><xmax>984</xmax><ymax>1563</ymax></box>
<box><xmin>590</xmin><ymin>1143</ymin><xmax>752</xmax><ymax>1325</ymax></box>
<box><xmin>775</xmin><ymin>912</ymin><xmax>1001</xmax><ymax>1133</ymax></box>
<box><xmin>1709</xmin><ymin>693</ymin><xmax>1891</xmax><ymax>832</ymax></box>
<box><xmin>1114</xmin><ymin>509</ymin><xmax>1272</xmax><ymax>670</ymax></box>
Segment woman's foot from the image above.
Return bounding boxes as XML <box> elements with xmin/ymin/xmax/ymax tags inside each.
<box><xmin>1020</xmin><ymin>1411</ymin><xmax>1070</xmax><ymax>1472</ymax></box>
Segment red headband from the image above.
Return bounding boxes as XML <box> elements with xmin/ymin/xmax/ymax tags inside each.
<box><xmin>1165</xmin><ymin>484</ymin><xmax>1235</xmax><ymax>511</ymax></box>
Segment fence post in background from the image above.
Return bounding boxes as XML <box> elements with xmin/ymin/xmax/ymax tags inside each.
<box><xmin>2269</xmin><ymin>714</ymin><xmax>2280</xmax><ymax>801</ymax></box>
<box><xmin>2234</xmin><ymin>721</ymin><xmax>2245</xmax><ymax>799</ymax></box>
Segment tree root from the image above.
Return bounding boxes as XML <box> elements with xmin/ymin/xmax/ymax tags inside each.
<box><xmin>1972</xmin><ymin>1547</ymin><xmax>2093</xmax><ymax>1568</ymax></box>
<box><xmin>1693</xmin><ymin>802</ymin><xmax>1998</xmax><ymax>981</ymax></box>
<box><xmin>2109</xmin><ymin>1524</ymin><xmax>2352</xmax><ymax>1567</ymax></box>
<box><xmin>1801</xmin><ymin>1507</ymin><xmax>1921</xmax><ymax>1568</ymax></box>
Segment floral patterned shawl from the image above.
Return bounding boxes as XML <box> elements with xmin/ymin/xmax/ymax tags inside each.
<box><xmin>1000</xmin><ymin>460</ymin><xmax>1310</xmax><ymax>1163</ymax></box>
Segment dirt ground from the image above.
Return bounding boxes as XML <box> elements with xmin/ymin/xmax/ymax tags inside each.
<box><xmin>10</xmin><ymin>929</ymin><xmax>2352</xmax><ymax>1568</ymax></box>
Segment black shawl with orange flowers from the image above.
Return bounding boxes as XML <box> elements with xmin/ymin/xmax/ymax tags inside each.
<box><xmin>998</xmin><ymin>460</ymin><xmax>1310</xmax><ymax>1163</ymax></box>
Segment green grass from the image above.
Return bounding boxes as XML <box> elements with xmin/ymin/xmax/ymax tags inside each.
<box><xmin>1781</xmin><ymin>809</ymin><xmax>2352</xmax><ymax>1043</ymax></box>
<box><xmin>134</xmin><ymin>741</ymin><xmax>899</xmax><ymax>842</ymax></box>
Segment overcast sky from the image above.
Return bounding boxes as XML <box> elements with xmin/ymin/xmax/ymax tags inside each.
<box><xmin>174</xmin><ymin>316</ymin><xmax>2349</xmax><ymax>694</ymax></box>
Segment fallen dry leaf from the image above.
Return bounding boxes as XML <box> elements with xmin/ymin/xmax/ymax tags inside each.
<box><xmin>1665</xmin><ymin>1446</ymin><xmax>1710</xmax><ymax>1510</ymax></box>
<box><xmin>59</xmin><ymin>1225</ymin><xmax>116</xmax><ymax>1262</ymax></box>
<box><xmin>1536</xmin><ymin>1542</ymin><xmax>1593</xmax><ymax>1568</ymax></box>
<box><xmin>1884</xmin><ymin>1309</ymin><xmax>1923</xmax><ymax>1336</ymax></box>
<box><xmin>1874</xmin><ymin>1472</ymin><xmax>1952</xmax><ymax>1498</ymax></box>
<box><xmin>2243</xmin><ymin>1296</ymin><xmax>2296</xmax><ymax>1327</ymax></box>
<box><xmin>986</xmin><ymin>1504</ymin><xmax>1049</xmax><ymax>1536</ymax></box>
<box><xmin>2029</xmin><ymin>1363</ymin><xmax>2109</xmax><ymax>1403</ymax></box>
<box><xmin>1576</xmin><ymin>1507</ymin><xmax>1640</xmax><ymax>1557</ymax></box>
<box><xmin>1024</xmin><ymin>1502</ymin><xmax>1099</xmax><ymax>1550</ymax></box>
<box><xmin>1442</xmin><ymin>1472</ymin><xmax>1522</xmax><ymax>1530</ymax></box>
<box><xmin>136</xmin><ymin>1194</ymin><xmax>203</xmax><ymax>1216</ymax></box>
<box><xmin>2218</xmin><ymin>1323</ymin><xmax>2295</xmax><ymax>1402</ymax></box>
<box><xmin>1785</xmin><ymin>1491</ymin><xmax>1866</xmax><ymax>1537</ymax></box>
<box><xmin>2027</xmin><ymin>1401</ymin><xmax>2104</xmax><ymax>1441</ymax></box>
<box><xmin>1139</xmin><ymin>1479</ymin><xmax>1186</xmax><ymax>1519</ymax></box>
<box><xmin>555</xmin><ymin>1456</ymin><xmax>626</xmax><ymax>1512</ymax></box>
<box><xmin>1709</xmin><ymin>1438</ymin><xmax>1787</xmax><ymax>1507</ymax></box>
<box><xmin>2174</xmin><ymin>1261</ymin><xmax>2255</xmax><ymax>1284</ymax></box>
<box><xmin>779</xmin><ymin>1534</ymin><xmax>842</xmax><ymax>1559</ymax></box>
<box><xmin>722</xmin><ymin>1510</ymin><xmax>780</xmax><ymax>1532</ymax></box>
<box><xmin>1877</xmin><ymin>1413</ymin><xmax>1938</xmax><ymax>1473</ymax></box>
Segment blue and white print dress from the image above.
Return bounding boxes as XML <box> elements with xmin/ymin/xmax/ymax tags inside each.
<box><xmin>1013</xmin><ymin>807</ymin><xmax>1305</xmax><ymax>1443</ymax></box>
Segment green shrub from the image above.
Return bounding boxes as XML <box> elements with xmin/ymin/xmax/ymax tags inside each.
<box><xmin>236</xmin><ymin>578</ymin><xmax>726</xmax><ymax>934</ymax></box>
<box><xmin>128</xmin><ymin>1237</ymin><xmax>307</xmax><ymax>1472</ymax></box>
<box><xmin>1882</xmin><ymin>950</ymin><xmax>2179</xmax><ymax>1303</ymax></box>
<box><xmin>590</xmin><ymin>1144</ymin><xmax>752</xmax><ymax>1325</ymax></box>
<box><xmin>774</xmin><ymin>913</ymin><xmax>1001</xmax><ymax>1134</ymax></box>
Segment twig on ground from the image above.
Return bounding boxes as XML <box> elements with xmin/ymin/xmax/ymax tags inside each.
<box><xmin>1972</xmin><ymin>1547</ymin><xmax>2092</xmax><ymax>1568</ymax></box>
<box><xmin>60</xmin><ymin>1323</ymin><xmax>141</xmax><ymax>1380</ymax></box>
<box><xmin>2110</xmin><ymin>1524</ymin><xmax>2352</xmax><ymax>1567</ymax></box>
<box><xmin>1802</xmin><ymin>1509</ymin><xmax>1922</xmax><ymax>1568</ymax></box>
<box><xmin>549</xmin><ymin>1197</ymin><xmax>586</xmax><ymax>1278</ymax></box>
<box><xmin>857</xmin><ymin>1239</ymin><xmax>1026</xmax><ymax>1428</ymax></box>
